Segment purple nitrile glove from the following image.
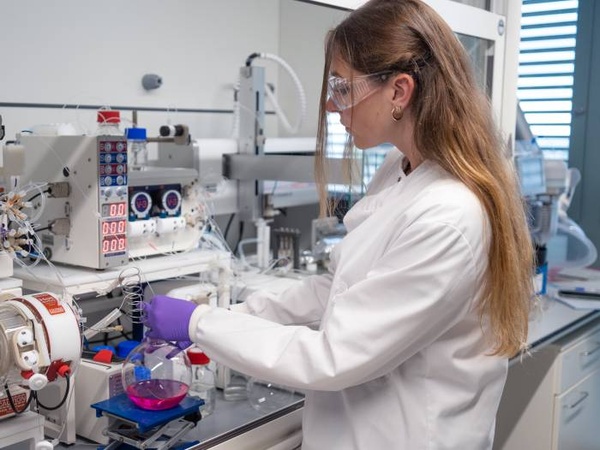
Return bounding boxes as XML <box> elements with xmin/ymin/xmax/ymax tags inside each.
<box><xmin>143</xmin><ymin>295</ymin><xmax>197</xmax><ymax>343</ymax></box>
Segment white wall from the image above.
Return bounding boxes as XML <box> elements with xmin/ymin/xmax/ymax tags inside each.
<box><xmin>0</xmin><ymin>0</ymin><xmax>346</xmax><ymax>144</ymax></box>
<box><xmin>278</xmin><ymin>1</ymin><xmax>348</xmax><ymax>137</ymax></box>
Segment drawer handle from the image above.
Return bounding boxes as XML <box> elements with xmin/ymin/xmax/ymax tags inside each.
<box><xmin>582</xmin><ymin>342</ymin><xmax>600</xmax><ymax>357</ymax></box>
<box><xmin>566</xmin><ymin>391</ymin><xmax>589</xmax><ymax>409</ymax></box>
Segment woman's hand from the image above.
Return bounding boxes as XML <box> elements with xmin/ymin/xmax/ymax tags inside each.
<box><xmin>143</xmin><ymin>295</ymin><xmax>197</xmax><ymax>343</ymax></box>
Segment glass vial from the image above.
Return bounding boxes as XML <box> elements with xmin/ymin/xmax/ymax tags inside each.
<box><xmin>186</xmin><ymin>348</ymin><xmax>216</xmax><ymax>417</ymax></box>
<box><xmin>125</xmin><ymin>127</ymin><xmax>148</xmax><ymax>170</ymax></box>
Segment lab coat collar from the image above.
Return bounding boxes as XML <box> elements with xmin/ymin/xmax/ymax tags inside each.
<box><xmin>343</xmin><ymin>155</ymin><xmax>442</xmax><ymax>233</ymax></box>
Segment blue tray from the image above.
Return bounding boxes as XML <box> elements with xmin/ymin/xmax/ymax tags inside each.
<box><xmin>91</xmin><ymin>393</ymin><xmax>204</xmax><ymax>433</ymax></box>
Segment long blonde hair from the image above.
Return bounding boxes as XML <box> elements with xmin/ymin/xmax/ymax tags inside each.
<box><xmin>315</xmin><ymin>0</ymin><xmax>535</xmax><ymax>356</ymax></box>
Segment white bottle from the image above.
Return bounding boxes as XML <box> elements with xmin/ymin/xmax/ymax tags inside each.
<box><xmin>187</xmin><ymin>348</ymin><xmax>216</xmax><ymax>417</ymax></box>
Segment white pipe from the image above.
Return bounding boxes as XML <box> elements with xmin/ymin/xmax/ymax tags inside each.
<box><xmin>231</xmin><ymin>53</ymin><xmax>307</xmax><ymax>138</ymax></box>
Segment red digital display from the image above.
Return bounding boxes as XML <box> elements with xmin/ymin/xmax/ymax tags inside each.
<box><xmin>102</xmin><ymin>235</ymin><xmax>127</xmax><ymax>254</ymax></box>
<box><xmin>101</xmin><ymin>204</ymin><xmax>127</xmax><ymax>255</ymax></box>
<box><xmin>109</xmin><ymin>202</ymin><xmax>127</xmax><ymax>217</ymax></box>
<box><xmin>102</xmin><ymin>220</ymin><xmax>127</xmax><ymax>236</ymax></box>
<box><xmin>102</xmin><ymin>202</ymin><xmax>127</xmax><ymax>218</ymax></box>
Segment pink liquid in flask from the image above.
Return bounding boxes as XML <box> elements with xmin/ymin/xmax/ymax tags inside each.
<box><xmin>126</xmin><ymin>379</ymin><xmax>188</xmax><ymax>410</ymax></box>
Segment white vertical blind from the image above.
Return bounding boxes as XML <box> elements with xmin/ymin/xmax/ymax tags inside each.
<box><xmin>326</xmin><ymin>114</ymin><xmax>389</xmax><ymax>194</ymax></box>
<box><xmin>518</xmin><ymin>0</ymin><xmax>579</xmax><ymax>160</ymax></box>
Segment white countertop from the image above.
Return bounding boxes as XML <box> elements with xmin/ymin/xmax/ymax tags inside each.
<box><xmin>527</xmin><ymin>296</ymin><xmax>600</xmax><ymax>349</ymax></box>
<box><xmin>524</xmin><ymin>267</ymin><xmax>600</xmax><ymax>350</ymax></box>
<box><xmin>0</xmin><ymin>277</ymin><xmax>23</xmax><ymax>291</ymax></box>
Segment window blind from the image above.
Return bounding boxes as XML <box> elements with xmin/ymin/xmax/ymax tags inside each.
<box><xmin>518</xmin><ymin>0</ymin><xmax>579</xmax><ymax>160</ymax></box>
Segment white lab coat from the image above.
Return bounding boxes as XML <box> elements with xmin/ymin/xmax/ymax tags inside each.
<box><xmin>189</xmin><ymin>149</ymin><xmax>507</xmax><ymax>449</ymax></box>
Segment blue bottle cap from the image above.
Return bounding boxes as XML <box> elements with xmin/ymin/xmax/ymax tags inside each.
<box><xmin>117</xmin><ymin>340</ymin><xmax>141</xmax><ymax>358</ymax></box>
<box><xmin>134</xmin><ymin>365</ymin><xmax>152</xmax><ymax>381</ymax></box>
<box><xmin>92</xmin><ymin>345</ymin><xmax>116</xmax><ymax>353</ymax></box>
<box><xmin>125</xmin><ymin>127</ymin><xmax>147</xmax><ymax>140</ymax></box>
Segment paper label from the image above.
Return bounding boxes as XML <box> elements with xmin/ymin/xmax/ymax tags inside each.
<box><xmin>0</xmin><ymin>391</ymin><xmax>28</xmax><ymax>417</ymax></box>
<box><xmin>32</xmin><ymin>293</ymin><xmax>65</xmax><ymax>315</ymax></box>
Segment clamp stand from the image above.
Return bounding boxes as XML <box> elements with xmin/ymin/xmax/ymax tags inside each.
<box><xmin>91</xmin><ymin>393</ymin><xmax>203</xmax><ymax>450</ymax></box>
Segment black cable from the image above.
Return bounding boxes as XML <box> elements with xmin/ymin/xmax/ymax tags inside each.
<box><xmin>34</xmin><ymin>373</ymin><xmax>70</xmax><ymax>411</ymax></box>
<box><xmin>27</xmin><ymin>189</ymin><xmax>50</xmax><ymax>203</ymax></box>
<box><xmin>245</xmin><ymin>52</ymin><xmax>261</xmax><ymax>66</ymax></box>
<box><xmin>4</xmin><ymin>384</ymin><xmax>34</xmax><ymax>414</ymax></box>
<box><xmin>234</xmin><ymin>220</ymin><xmax>245</xmax><ymax>255</ymax></box>
<box><xmin>120</xmin><ymin>331</ymin><xmax>133</xmax><ymax>340</ymax></box>
<box><xmin>86</xmin><ymin>337</ymin><xmax>116</xmax><ymax>345</ymax></box>
<box><xmin>224</xmin><ymin>213</ymin><xmax>235</xmax><ymax>241</ymax></box>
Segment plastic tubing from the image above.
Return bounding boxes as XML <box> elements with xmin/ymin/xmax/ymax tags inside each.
<box><xmin>232</xmin><ymin>52</ymin><xmax>307</xmax><ymax>137</ymax></box>
<box><xmin>556</xmin><ymin>217</ymin><xmax>598</xmax><ymax>268</ymax></box>
<box><xmin>259</xmin><ymin>52</ymin><xmax>307</xmax><ymax>135</ymax></box>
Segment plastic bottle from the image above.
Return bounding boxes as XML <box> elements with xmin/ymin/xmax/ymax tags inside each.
<box><xmin>186</xmin><ymin>348</ymin><xmax>216</xmax><ymax>417</ymax></box>
<box><xmin>95</xmin><ymin>110</ymin><xmax>122</xmax><ymax>136</ymax></box>
<box><xmin>125</xmin><ymin>127</ymin><xmax>148</xmax><ymax>170</ymax></box>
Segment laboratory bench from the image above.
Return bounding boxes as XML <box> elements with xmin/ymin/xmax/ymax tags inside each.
<box><xmin>522</xmin><ymin>293</ymin><xmax>600</xmax><ymax>355</ymax></box>
<box><xmin>4</xmin><ymin>379</ymin><xmax>304</xmax><ymax>450</ymax></box>
<box><xmin>5</xmin><ymin>265</ymin><xmax>600</xmax><ymax>450</ymax></box>
<box><xmin>181</xmin><ymin>389</ymin><xmax>304</xmax><ymax>450</ymax></box>
<box><xmin>5</xmin><ymin>252</ymin><xmax>305</xmax><ymax>450</ymax></box>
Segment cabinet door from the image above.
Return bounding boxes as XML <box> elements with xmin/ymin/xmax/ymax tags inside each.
<box><xmin>556</xmin><ymin>327</ymin><xmax>600</xmax><ymax>393</ymax></box>
<box><xmin>552</xmin><ymin>369</ymin><xmax>600</xmax><ymax>450</ymax></box>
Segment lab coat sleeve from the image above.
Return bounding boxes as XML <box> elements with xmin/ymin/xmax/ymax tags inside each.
<box><xmin>189</xmin><ymin>219</ymin><xmax>483</xmax><ymax>391</ymax></box>
<box><xmin>230</xmin><ymin>272</ymin><xmax>333</xmax><ymax>326</ymax></box>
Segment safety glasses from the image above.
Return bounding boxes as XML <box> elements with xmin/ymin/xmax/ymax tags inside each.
<box><xmin>327</xmin><ymin>71</ymin><xmax>393</xmax><ymax>111</ymax></box>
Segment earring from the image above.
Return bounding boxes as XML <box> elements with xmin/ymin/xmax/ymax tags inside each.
<box><xmin>391</xmin><ymin>105</ymin><xmax>404</xmax><ymax>122</ymax></box>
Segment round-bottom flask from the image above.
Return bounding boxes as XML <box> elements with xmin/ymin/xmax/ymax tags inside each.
<box><xmin>121</xmin><ymin>338</ymin><xmax>191</xmax><ymax>411</ymax></box>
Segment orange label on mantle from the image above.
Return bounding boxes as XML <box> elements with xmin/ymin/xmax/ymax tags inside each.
<box><xmin>32</xmin><ymin>293</ymin><xmax>65</xmax><ymax>315</ymax></box>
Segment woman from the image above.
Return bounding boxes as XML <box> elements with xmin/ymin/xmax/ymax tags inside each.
<box><xmin>144</xmin><ymin>0</ymin><xmax>535</xmax><ymax>448</ymax></box>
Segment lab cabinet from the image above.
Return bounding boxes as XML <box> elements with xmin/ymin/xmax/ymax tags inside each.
<box><xmin>553</xmin><ymin>369</ymin><xmax>600</xmax><ymax>450</ymax></box>
<box><xmin>494</xmin><ymin>319</ymin><xmax>600</xmax><ymax>450</ymax></box>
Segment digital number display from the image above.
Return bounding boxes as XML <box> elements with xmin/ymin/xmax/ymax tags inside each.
<box><xmin>102</xmin><ymin>202</ymin><xmax>127</xmax><ymax>218</ymax></box>
<box><xmin>102</xmin><ymin>235</ymin><xmax>127</xmax><ymax>254</ymax></box>
<box><xmin>102</xmin><ymin>220</ymin><xmax>127</xmax><ymax>236</ymax></box>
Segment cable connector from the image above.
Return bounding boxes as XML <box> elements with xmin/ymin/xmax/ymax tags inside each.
<box><xmin>49</xmin><ymin>218</ymin><xmax>70</xmax><ymax>236</ymax></box>
<box><xmin>47</xmin><ymin>182</ymin><xmax>70</xmax><ymax>198</ymax></box>
<box><xmin>57</xmin><ymin>364</ymin><xmax>71</xmax><ymax>378</ymax></box>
